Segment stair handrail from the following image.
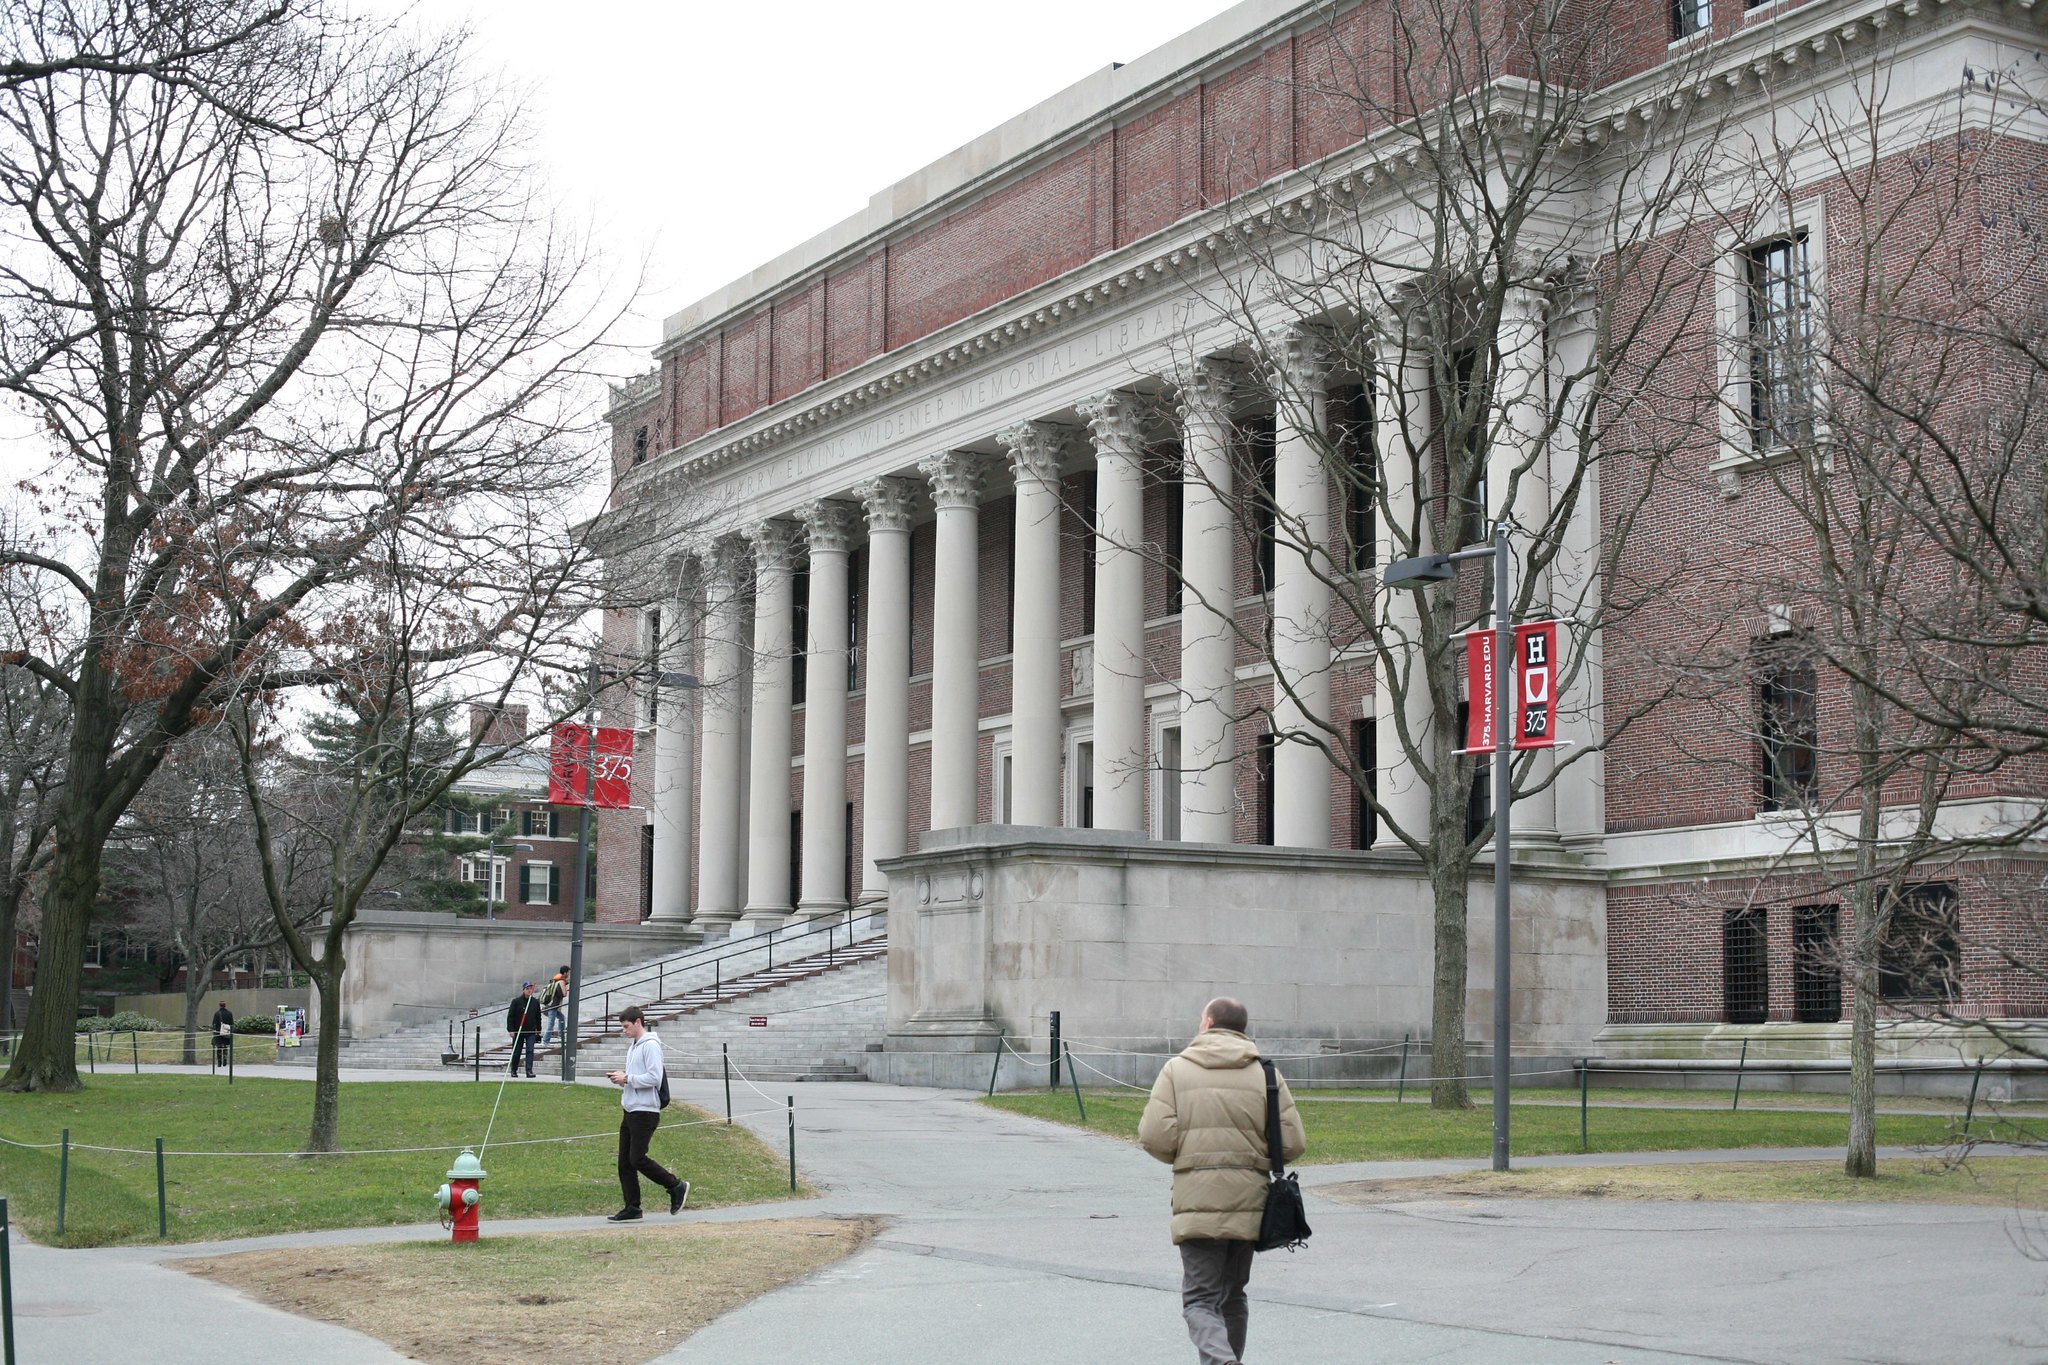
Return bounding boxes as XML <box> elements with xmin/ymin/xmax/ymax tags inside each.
<box><xmin>441</xmin><ymin>908</ymin><xmax>888</xmax><ymax>1056</ymax></box>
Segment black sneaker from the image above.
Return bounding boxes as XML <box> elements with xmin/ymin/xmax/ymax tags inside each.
<box><xmin>669</xmin><ymin>1180</ymin><xmax>691</xmax><ymax>1215</ymax></box>
<box><xmin>606</xmin><ymin>1208</ymin><xmax>643</xmax><ymax>1222</ymax></box>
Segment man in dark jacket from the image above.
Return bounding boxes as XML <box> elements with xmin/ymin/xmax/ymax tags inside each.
<box><xmin>506</xmin><ymin>982</ymin><xmax>543</xmax><ymax>1078</ymax></box>
<box><xmin>210</xmin><ymin>1001</ymin><xmax>235</xmax><ymax>1066</ymax></box>
<box><xmin>1139</xmin><ymin>997</ymin><xmax>1305</xmax><ymax>1365</ymax></box>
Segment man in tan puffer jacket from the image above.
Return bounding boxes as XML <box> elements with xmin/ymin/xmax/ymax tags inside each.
<box><xmin>1139</xmin><ymin>997</ymin><xmax>1305</xmax><ymax>1365</ymax></box>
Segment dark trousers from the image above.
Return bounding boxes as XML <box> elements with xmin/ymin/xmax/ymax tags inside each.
<box><xmin>508</xmin><ymin>1031</ymin><xmax>538</xmax><ymax>1075</ymax></box>
<box><xmin>1180</xmin><ymin>1238</ymin><xmax>1255</xmax><ymax>1365</ymax></box>
<box><xmin>617</xmin><ymin>1110</ymin><xmax>678</xmax><ymax>1209</ymax></box>
<box><xmin>212</xmin><ymin>1034</ymin><xmax>231</xmax><ymax>1065</ymax></box>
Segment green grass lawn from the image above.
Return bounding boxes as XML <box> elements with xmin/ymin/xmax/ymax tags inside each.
<box><xmin>0</xmin><ymin>1076</ymin><xmax>804</xmax><ymax>1247</ymax></box>
<box><xmin>983</xmin><ymin>1090</ymin><xmax>2021</xmax><ymax>1162</ymax></box>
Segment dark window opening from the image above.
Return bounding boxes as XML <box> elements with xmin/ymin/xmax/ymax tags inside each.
<box><xmin>632</xmin><ymin>425</ymin><xmax>648</xmax><ymax>465</ymax></box>
<box><xmin>646</xmin><ymin>608</ymin><xmax>662</xmax><ymax>724</ymax></box>
<box><xmin>1244</xmin><ymin>412</ymin><xmax>1278</xmax><ymax>596</ymax></box>
<box><xmin>1757</xmin><ymin>645</ymin><xmax>1818</xmax><ymax>811</ymax></box>
<box><xmin>1452</xmin><ymin>348</ymin><xmax>1488</xmax><ymax>552</ymax></box>
<box><xmin>1350</xmin><ymin>717</ymin><xmax>1378</xmax><ymax>850</ymax></box>
<box><xmin>1793</xmin><ymin>904</ymin><xmax>1841</xmax><ymax>1023</ymax></box>
<box><xmin>1003</xmin><ymin>516</ymin><xmax>1017</xmax><ymax>655</ymax></box>
<box><xmin>844</xmin><ymin>802</ymin><xmax>855</xmax><ymax>905</ymax></box>
<box><xmin>1331</xmin><ymin>382</ymin><xmax>1376</xmax><ymax>573</ymax></box>
<box><xmin>1255</xmin><ymin>732</ymin><xmax>1276</xmax><ymax>846</ymax></box>
<box><xmin>791</xmin><ymin>560</ymin><xmax>810</xmax><ymax>702</ymax></box>
<box><xmin>788</xmin><ymin>810</ymin><xmax>803</xmax><ymax>908</ymax></box>
<box><xmin>1880</xmin><ymin>883</ymin><xmax>1960</xmax><ymax>1002</ymax></box>
<box><xmin>1079</xmin><ymin>473</ymin><xmax>1098</xmax><ymax>636</ymax></box>
<box><xmin>847</xmin><ymin>547</ymin><xmax>864</xmax><ymax>692</ymax></box>
<box><xmin>1724</xmin><ymin>907</ymin><xmax>1769</xmax><ymax>1023</ymax></box>
<box><xmin>1165</xmin><ymin>474</ymin><xmax>1185</xmax><ymax>614</ymax></box>
<box><xmin>1673</xmin><ymin>0</ymin><xmax>1710</xmax><ymax>38</ymax></box>
<box><xmin>1745</xmin><ymin>233</ymin><xmax>1815</xmax><ymax>453</ymax></box>
<box><xmin>639</xmin><ymin>825</ymin><xmax>655</xmax><ymax>921</ymax></box>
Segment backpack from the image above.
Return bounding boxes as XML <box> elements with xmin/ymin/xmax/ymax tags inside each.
<box><xmin>658</xmin><ymin>1073</ymin><xmax>671</xmax><ymax>1108</ymax></box>
<box><xmin>540</xmin><ymin>979</ymin><xmax>564</xmax><ymax>1009</ymax></box>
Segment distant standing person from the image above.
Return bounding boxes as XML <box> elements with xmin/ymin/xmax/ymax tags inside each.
<box><xmin>604</xmin><ymin>1005</ymin><xmax>688</xmax><ymax>1221</ymax></box>
<box><xmin>1139</xmin><ymin>997</ymin><xmax>1305</xmax><ymax>1365</ymax></box>
<box><xmin>505</xmin><ymin>981</ymin><xmax>543</xmax><ymax>1078</ymax></box>
<box><xmin>210</xmin><ymin>1000</ymin><xmax>234</xmax><ymax>1066</ymax></box>
<box><xmin>541</xmin><ymin>965</ymin><xmax>569</xmax><ymax>1046</ymax></box>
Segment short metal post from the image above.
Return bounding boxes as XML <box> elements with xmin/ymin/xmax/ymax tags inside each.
<box><xmin>131</xmin><ymin>1030</ymin><xmax>139</xmax><ymax>1074</ymax></box>
<box><xmin>473</xmin><ymin>1027</ymin><xmax>481</xmax><ymax>1083</ymax></box>
<box><xmin>1964</xmin><ymin>1060</ymin><xmax>1986</xmax><ymax>1134</ymax></box>
<box><xmin>1580</xmin><ymin>1060</ymin><xmax>1590</xmax><ymax>1152</ymax></box>
<box><xmin>1</xmin><ymin>1195</ymin><xmax>16</xmax><ymax>1365</ymax></box>
<box><xmin>787</xmin><ymin>1096</ymin><xmax>797</xmax><ymax>1192</ymax></box>
<box><xmin>722</xmin><ymin>1044</ymin><xmax>732</xmax><ymax>1125</ymax></box>
<box><xmin>227</xmin><ymin>1036</ymin><xmax>234</xmax><ymax>1085</ymax></box>
<box><xmin>988</xmin><ymin>1033</ymin><xmax>1005</xmax><ymax>1097</ymax></box>
<box><xmin>603</xmin><ymin>991</ymin><xmax>610</xmax><ymax>1036</ymax></box>
<box><xmin>715</xmin><ymin>959</ymin><xmax>721</xmax><ymax>996</ymax></box>
<box><xmin>1731</xmin><ymin>1038</ymin><xmax>1749</xmax><ymax>1112</ymax></box>
<box><xmin>154</xmin><ymin>1138</ymin><xmax>167</xmax><ymax>1239</ymax></box>
<box><xmin>658</xmin><ymin>961</ymin><xmax>664</xmax><ymax>999</ymax></box>
<box><xmin>1064</xmin><ymin>1042</ymin><xmax>1086</xmax><ymax>1123</ymax></box>
<box><xmin>1397</xmin><ymin>1032</ymin><xmax>1409</xmax><ymax>1103</ymax></box>
<box><xmin>86</xmin><ymin>1033</ymin><xmax>94</xmax><ymax>1074</ymax></box>
<box><xmin>1048</xmin><ymin>1010</ymin><xmax>1062</xmax><ymax>1091</ymax></box>
<box><xmin>56</xmin><ymin>1130</ymin><xmax>68</xmax><ymax>1238</ymax></box>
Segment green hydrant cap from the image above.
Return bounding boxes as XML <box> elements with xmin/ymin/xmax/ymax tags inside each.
<box><xmin>447</xmin><ymin>1147</ymin><xmax>487</xmax><ymax>1181</ymax></box>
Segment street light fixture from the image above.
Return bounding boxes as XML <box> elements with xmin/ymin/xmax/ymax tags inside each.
<box><xmin>560</xmin><ymin>664</ymin><xmax>701</xmax><ymax>1083</ymax></box>
<box><xmin>480</xmin><ymin>839</ymin><xmax>535</xmax><ymax>921</ymax></box>
<box><xmin>1385</xmin><ymin>521</ymin><xmax>1515</xmax><ymax>1172</ymax></box>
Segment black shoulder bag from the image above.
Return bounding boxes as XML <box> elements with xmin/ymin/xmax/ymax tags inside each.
<box><xmin>1255</xmin><ymin>1058</ymin><xmax>1311</xmax><ymax>1252</ymax></box>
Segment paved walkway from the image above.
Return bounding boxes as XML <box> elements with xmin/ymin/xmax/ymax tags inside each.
<box><xmin>8</xmin><ymin>1067</ymin><xmax>2046</xmax><ymax>1363</ymax></box>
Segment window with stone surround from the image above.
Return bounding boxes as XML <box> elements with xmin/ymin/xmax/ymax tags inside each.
<box><xmin>1714</xmin><ymin>207</ymin><xmax>1827</xmax><ymax>491</ymax></box>
<box><xmin>1672</xmin><ymin>0</ymin><xmax>1710</xmax><ymax>40</ymax></box>
<box><xmin>1793</xmin><ymin>904</ymin><xmax>1841</xmax><ymax>1022</ymax></box>
<box><xmin>1880</xmin><ymin>883</ymin><xmax>1960</xmax><ymax>1002</ymax></box>
<box><xmin>1724</xmin><ymin>907</ymin><xmax>1769</xmax><ymax>1023</ymax></box>
<box><xmin>1756</xmin><ymin>643</ymin><xmax>1818</xmax><ymax>812</ymax></box>
<box><xmin>519</xmin><ymin>862</ymin><xmax>561</xmax><ymax>906</ymax></box>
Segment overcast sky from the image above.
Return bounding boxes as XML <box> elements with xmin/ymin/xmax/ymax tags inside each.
<box><xmin>395</xmin><ymin>0</ymin><xmax>1226</xmax><ymax>362</ymax></box>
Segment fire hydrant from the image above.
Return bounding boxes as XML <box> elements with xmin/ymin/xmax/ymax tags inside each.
<box><xmin>434</xmin><ymin>1148</ymin><xmax>487</xmax><ymax>1243</ymax></box>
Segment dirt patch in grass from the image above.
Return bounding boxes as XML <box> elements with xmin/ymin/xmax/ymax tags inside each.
<box><xmin>182</xmin><ymin>1216</ymin><xmax>880</xmax><ymax>1363</ymax></box>
<box><xmin>1321</xmin><ymin>1155</ymin><xmax>2048</xmax><ymax>1209</ymax></box>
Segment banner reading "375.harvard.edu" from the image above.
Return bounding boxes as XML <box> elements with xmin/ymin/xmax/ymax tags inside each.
<box><xmin>548</xmin><ymin>723</ymin><xmax>637</xmax><ymax>808</ymax></box>
<box><xmin>1458</xmin><ymin>620</ymin><xmax>1560</xmax><ymax>754</ymax></box>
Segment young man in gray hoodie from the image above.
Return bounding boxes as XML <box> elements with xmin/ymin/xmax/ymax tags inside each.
<box><xmin>603</xmin><ymin>1005</ymin><xmax>689</xmax><ymax>1221</ymax></box>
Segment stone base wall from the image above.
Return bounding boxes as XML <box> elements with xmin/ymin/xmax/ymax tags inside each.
<box><xmin>879</xmin><ymin>826</ymin><xmax>1608</xmax><ymax>1063</ymax></box>
<box><xmin>322</xmin><ymin>910</ymin><xmax>698</xmax><ymax>1041</ymax></box>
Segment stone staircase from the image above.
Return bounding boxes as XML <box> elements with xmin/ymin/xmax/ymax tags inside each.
<box><xmin>313</xmin><ymin>926</ymin><xmax>888</xmax><ymax>1082</ymax></box>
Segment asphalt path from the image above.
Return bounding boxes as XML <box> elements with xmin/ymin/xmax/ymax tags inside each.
<box><xmin>5</xmin><ymin>1065</ymin><xmax>2044</xmax><ymax>1363</ymax></box>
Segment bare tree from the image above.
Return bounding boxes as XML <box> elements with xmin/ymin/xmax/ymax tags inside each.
<box><xmin>0</xmin><ymin>0</ymin><xmax>633</xmax><ymax>1090</ymax></box>
<box><xmin>1696</xmin><ymin>49</ymin><xmax>2048</xmax><ymax>1174</ymax></box>
<box><xmin>1094</xmin><ymin>0</ymin><xmax>1730</xmax><ymax>1106</ymax></box>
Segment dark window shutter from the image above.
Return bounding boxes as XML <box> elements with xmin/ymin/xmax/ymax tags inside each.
<box><xmin>518</xmin><ymin>866</ymin><xmax>532</xmax><ymax>903</ymax></box>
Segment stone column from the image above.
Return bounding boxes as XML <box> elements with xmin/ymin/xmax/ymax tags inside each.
<box><xmin>920</xmin><ymin>451</ymin><xmax>985</xmax><ymax>830</ymax></box>
<box><xmin>692</xmin><ymin>540</ymin><xmax>747</xmax><ymax>930</ymax></box>
<box><xmin>1550</xmin><ymin>296</ymin><xmax>1605</xmax><ymax>846</ymax></box>
<box><xmin>1492</xmin><ymin>283</ymin><xmax>1557</xmax><ymax>841</ymax></box>
<box><xmin>857</xmin><ymin>477</ymin><xmax>917</xmax><ymax>899</ymax></box>
<box><xmin>1373</xmin><ymin>319</ymin><xmax>1434</xmax><ymax>849</ymax></box>
<box><xmin>796</xmin><ymin>500</ymin><xmax>857</xmax><ymax>922</ymax></box>
<box><xmin>1175</xmin><ymin>359</ymin><xmax>1238</xmax><ymax>845</ymax></box>
<box><xmin>1077</xmin><ymin>390</ymin><xmax>1147</xmax><ymax>834</ymax></box>
<box><xmin>1267</xmin><ymin>327</ymin><xmax>1333</xmax><ymax>848</ymax></box>
<box><xmin>997</xmin><ymin>421</ymin><xmax>1069</xmax><ymax>827</ymax></box>
<box><xmin>648</xmin><ymin>572</ymin><xmax>695</xmax><ymax>923</ymax></box>
<box><xmin>741</xmin><ymin>521</ymin><xmax>797</xmax><ymax>929</ymax></box>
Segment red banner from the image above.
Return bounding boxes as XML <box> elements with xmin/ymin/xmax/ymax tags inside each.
<box><xmin>548</xmin><ymin>724</ymin><xmax>637</xmax><ymax>808</ymax></box>
<box><xmin>1515</xmin><ymin>621</ymin><xmax>1558</xmax><ymax>749</ymax></box>
<box><xmin>1459</xmin><ymin>621</ymin><xmax>1561</xmax><ymax>754</ymax></box>
<box><xmin>1462</xmin><ymin>630</ymin><xmax>1498</xmax><ymax>753</ymax></box>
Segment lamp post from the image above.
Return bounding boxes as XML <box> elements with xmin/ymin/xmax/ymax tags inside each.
<box><xmin>1384</xmin><ymin>520</ymin><xmax>1515</xmax><ymax>1172</ymax></box>
<box><xmin>480</xmin><ymin>839</ymin><xmax>534</xmax><ymax>921</ymax></box>
<box><xmin>561</xmin><ymin>665</ymin><xmax>699</xmax><ymax>1084</ymax></box>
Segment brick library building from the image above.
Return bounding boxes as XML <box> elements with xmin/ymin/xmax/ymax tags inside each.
<box><xmin>592</xmin><ymin>0</ymin><xmax>2046</xmax><ymax>1075</ymax></box>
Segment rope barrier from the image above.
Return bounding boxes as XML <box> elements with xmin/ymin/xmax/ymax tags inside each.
<box><xmin>1064</xmin><ymin>1053</ymin><xmax>1152</xmax><ymax>1092</ymax></box>
<box><xmin>997</xmin><ymin>1036</ymin><xmax>1056</xmax><ymax>1069</ymax></box>
<box><xmin>721</xmin><ymin>1054</ymin><xmax>787</xmax><ymax>1106</ymax></box>
<box><xmin>0</xmin><ymin>1108</ymin><xmax>789</xmax><ymax>1160</ymax></box>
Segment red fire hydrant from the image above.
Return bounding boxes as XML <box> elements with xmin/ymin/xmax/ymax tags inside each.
<box><xmin>434</xmin><ymin>1148</ymin><xmax>487</xmax><ymax>1243</ymax></box>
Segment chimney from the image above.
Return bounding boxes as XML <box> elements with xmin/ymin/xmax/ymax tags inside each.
<box><xmin>469</xmin><ymin>704</ymin><xmax>530</xmax><ymax>747</ymax></box>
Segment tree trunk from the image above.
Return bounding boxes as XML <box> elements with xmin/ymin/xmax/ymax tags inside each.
<box><xmin>0</xmin><ymin>808</ymin><xmax>102</xmax><ymax>1092</ymax></box>
<box><xmin>180</xmin><ymin>981</ymin><xmax>205</xmax><ymax>1068</ymax></box>
<box><xmin>304</xmin><ymin>950</ymin><xmax>345</xmax><ymax>1153</ymax></box>
<box><xmin>1428</xmin><ymin>859</ymin><xmax>1472</xmax><ymax>1109</ymax></box>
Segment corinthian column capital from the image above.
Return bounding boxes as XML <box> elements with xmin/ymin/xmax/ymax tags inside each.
<box><xmin>748</xmin><ymin>518</ymin><xmax>798</xmax><ymax>575</ymax></box>
<box><xmin>1076</xmin><ymin>390</ymin><xmax>1149</xmax><ymax>458</ymax></box>
<box><xmin>802</xmin><ymin>499</ymin><xmax>860</xmax><ymax>556</ymax></box>
<box><xmin>1171</xmin><ymin>356</ymin><xmax>1240</xmax><ymax>430</ymax></box>
<box><xmin>919</xmin><ymin>451</ymin><xmax>986</xmax><ymax>509</ymax></box>
<box><xmin>1261</xmin><ymin>324</ymin><xmax>1332</xmax><ymax>397</ymax></box>
<box><xmin>858</xmin><ymin>476</ymin><xmax>919</xmax><ymax>534</ymax></box>
<box><xmin>996</xmin><ymin>421</ymin><xmax>1077</xmax><ymax>489</ymax></box>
